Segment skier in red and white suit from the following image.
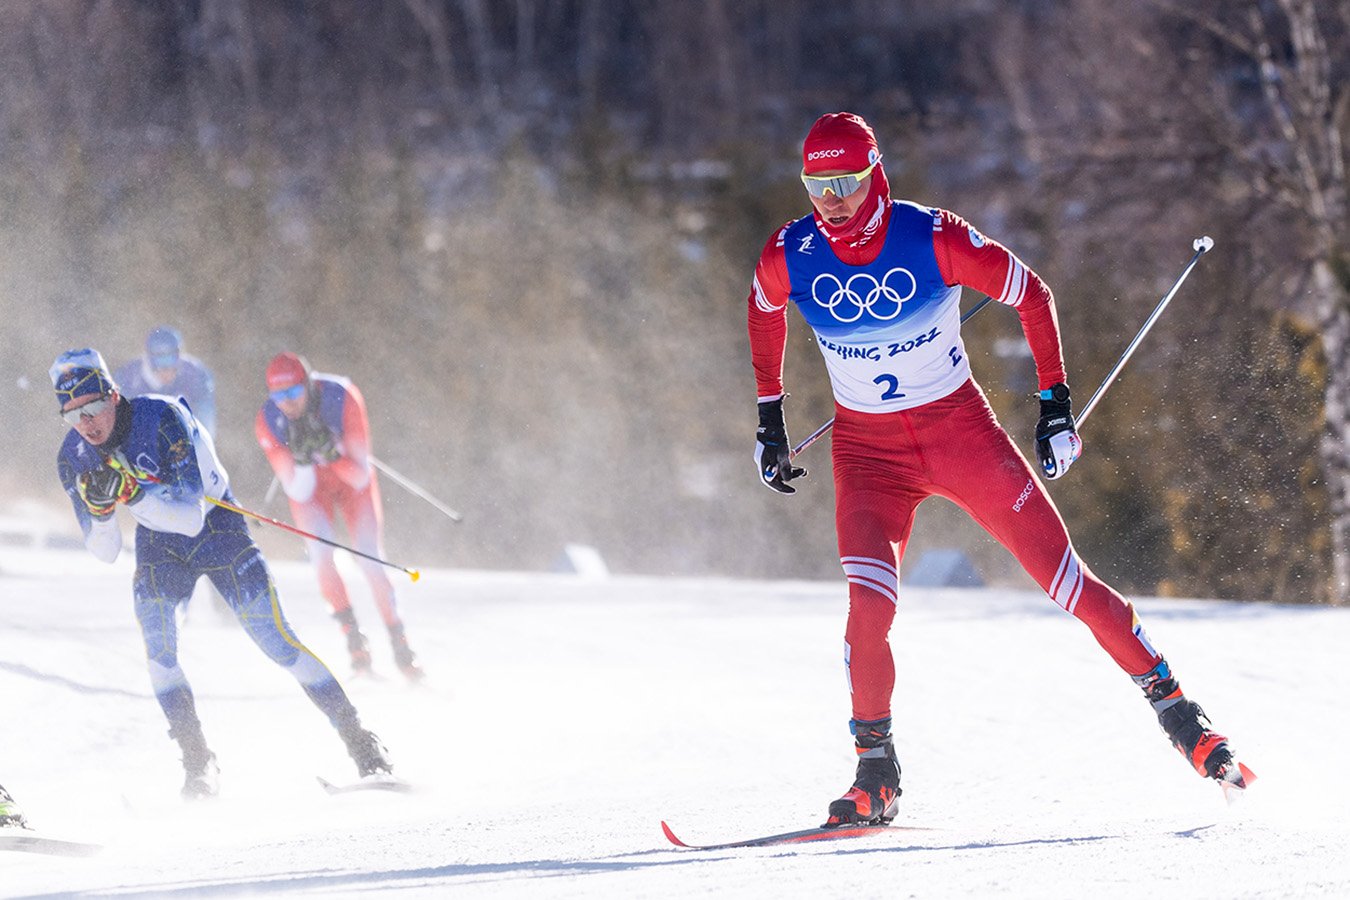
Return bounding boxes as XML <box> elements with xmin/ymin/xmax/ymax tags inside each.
<box><xmin>256</xmin><ymin>352</ymin><xmax>422</xmax><ymax>681</ymax></box>
<box><xmin>748</xmin><ymin>112</ymin><xmax>1248</xmax><ymax>825</ymax></box>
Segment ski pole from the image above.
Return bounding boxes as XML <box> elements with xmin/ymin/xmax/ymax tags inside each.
<box><xmin>1076</xmin><ymin>236</ymin><xmax>1213</xmax><ymax>427</ymax></box>
<box><xmin>369</xmin><ymin>456</ymin><xmax>463</xmax><ymax>523</ymax></box>
<box><xmin>108</xmin><ymin>459</ymin><xmax>422</xmax><ymax>580</ymax></box>
<box><xmin>204</xmin><ymin>495</ymin><xmax>421</xmax><ymax>582</ymax></box>
<box><xmin>789</xmin><ymin>295</ymin><xmax>996</xmax><ymax>460</ymax></box>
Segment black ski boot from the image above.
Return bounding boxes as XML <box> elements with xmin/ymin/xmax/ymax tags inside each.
<box><xmin>339</xmin><ymin>721</ymin><xmax>393</xmax><ymax>778</ymax></box>
<box><xmin>0</xmin><ymin>783</ymin><xmax>28</xmax><ymax>829</ymax></box>
<box><xmin>170</xmin><ymin>723</ymin><xmax>219</xmax><ymax>800</ymax></box>
<box><xmin>826</xmin><ymin>718</ymin><xmax>902</xmax><ymax>827</ymax></box>
<box><xmin>1136</xmin><ymin>660</ymin><xmax>1249</xmax><ymax>785</ymax></box>
<box><xmin>335</xmin><ymin>607</ymin><xmax>373</xmax><ymax>674</ymax></box>
<box><xmin>1158</xmin><ymin>699</ymin><xmax>1237</xmax><ymax>779</ymax></box>
<box><xmin>389</xmin><ymin>622</ymin><xmax>424</xmax><ymax>682</ymax></box>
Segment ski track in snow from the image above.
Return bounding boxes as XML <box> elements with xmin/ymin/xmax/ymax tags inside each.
<box><xmin>1</xmin><ymin>546</ymin><xmax>1347</xmax><ymax>898</ymax></box>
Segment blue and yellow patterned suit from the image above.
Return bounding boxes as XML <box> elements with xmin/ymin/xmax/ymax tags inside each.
<box><xmin>57</xmin><ymin>394</ymin><xmax>363</xmax><ymax>742</ymax></box>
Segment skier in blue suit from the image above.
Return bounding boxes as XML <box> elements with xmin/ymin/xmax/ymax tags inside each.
<box><xmin>51</xmin><ymin>348</ymin><xmax>393</xmax><ymax>798</ymax></box>
<box><xmin>114</xmin><ymin>326</ymin><xmax>217</xmax><ymax>437</ymax></box>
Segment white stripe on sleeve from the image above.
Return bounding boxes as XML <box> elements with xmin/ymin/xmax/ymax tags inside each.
<box><xmin>998</xmin><ymin>256</ymin><xmax>1028</xmax><ymax>308</ymax></box>
<box><xmin>752</xmin><ymin>274</ymin><xmax>785</xmax><ymax>313</ymax></box>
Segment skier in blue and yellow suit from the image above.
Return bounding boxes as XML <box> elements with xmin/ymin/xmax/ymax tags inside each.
<box><xmin>52</xmin><ymin>348</ymin><xmax>393</xmax><ymax>798</ymax></box>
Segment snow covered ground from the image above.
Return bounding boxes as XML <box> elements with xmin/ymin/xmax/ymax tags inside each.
<box><xmin>2</xmin><ymin>542</ymin><xmax>1347</xmax><ymax>898</ymax></box>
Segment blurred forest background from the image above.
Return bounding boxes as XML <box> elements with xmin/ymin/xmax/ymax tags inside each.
<box><xmin>0</xmin><ymin>0</ymin><xmax>1345</xmax><ymax>604</ymax></box>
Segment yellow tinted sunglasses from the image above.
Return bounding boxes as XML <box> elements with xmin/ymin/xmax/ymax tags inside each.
<box><xmin>800</xmin><ymin>157</ymin><xmax>881</xmax><ymax>199</ymax></box>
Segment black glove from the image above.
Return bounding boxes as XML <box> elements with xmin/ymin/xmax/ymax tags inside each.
<box><xmin>755</xmin><ymin>398</ymin><xmax>806</xmax><ymax>494</ymax></box>
<box><xmin>78</xmin><ymin>464</ymin><xmax>140</xmax><ymax>518</ymax></box>
<box><xmin>288</xmin><ymin>414</ymin><xmax>339</xmax><ymax>465</ymax></box>
<box><xmin>1035</xmin><ymin>383</ymin><xmax>1082</xmax><ymax>481</ymax></box>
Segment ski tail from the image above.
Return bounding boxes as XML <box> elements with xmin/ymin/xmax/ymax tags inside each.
<box><xmin>0</xmin><ymin>831</ymin><xmax>102</xmax><ymax>857</ymax></box>
<box><xmin>317</xmin><ymin>774</ymin><xmax>412</xmax><ymax>795</ymax></box>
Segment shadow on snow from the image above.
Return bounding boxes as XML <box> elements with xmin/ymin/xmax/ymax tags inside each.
<box><xmin>13</xmin><ymin>825</ymin><xmax>1218</xmax><ymax>898</ymax></box>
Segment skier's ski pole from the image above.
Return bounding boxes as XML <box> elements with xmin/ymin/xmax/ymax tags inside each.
<box><xmin>108</xmin><ymin>460</ymin><xmax>423</xmax><ymax>581</ymax></box>
<box><xmin>1076</xmin><ymin>236</ymin><xmax>1213</xmax><ymax>427</ymax></box>
<box><xmin>369</xmin><ymin>456</ymin><xmax>463</xmax><ymax>523</ymax></box>
<box><xmin>789</xmin><ymin>295</ymin><xmax>996</xmax><ymax>460</ymax></box>
<box><xmin>204</xmin><ymin>495</ymin><xmax>421</xmax><ymax>582</ymax></box>
<box><xmin>787</xmin><ymin>417</ymin><xmax>839</xmax><ymax>463</ymax></box>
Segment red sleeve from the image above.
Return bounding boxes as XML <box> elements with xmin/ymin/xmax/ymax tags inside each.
<box><xmin>330</xmin><ymin>382</ymin><xmax>372</xmax><ymax>490</ymax></box>
<box><xmin>932</xmin><ymin>209</ymin><xmax>1067</xmax><ymax>390</ymax></box>
<box><xmin>255</xmin><ymin>408</ymin><xmax>298</xmax><ymax>483</ymax></box>
<box><xmin>747</xmin><ymin>224</ymin><xmax>794</xmax><ymax>401</ymax></box>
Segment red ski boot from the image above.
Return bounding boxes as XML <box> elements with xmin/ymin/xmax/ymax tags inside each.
<box><xmin>826</xmin><ymin>719</ymin><xmax>902</xmax><ymax>827</ymax></box>
<box><xmin>1138</xmin><ymin>660</ymin><xmax>1255</xmax><ymax>795</ymax></box>
<box><xmin>389</xmin><ymin>623</ymin><xmax>424</xmax><ymax>682</ymax></box>
<box><xmin>335</xmin><ymin>608</ymin><xmax>373</xmax><ymax>675</ymax></box>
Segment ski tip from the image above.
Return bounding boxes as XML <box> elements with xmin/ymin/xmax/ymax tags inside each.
<box><xmin>1219</xmin><ymin>760</ymin><xmax>1257</xmax><ymax>804</ymax></box>
<box><xmin>660</xmin><ymin>821</ymin><xmax>690</xmax><ymax>848</ymax></box>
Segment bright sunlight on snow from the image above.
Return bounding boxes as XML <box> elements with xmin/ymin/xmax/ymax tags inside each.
<box><xmin>2</xmin><ymin>544</ymin><xmax>1348</xmax><ymax>898</ymax></box>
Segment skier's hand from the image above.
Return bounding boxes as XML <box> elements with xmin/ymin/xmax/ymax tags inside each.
<box><xmin>1035</xmin><ymin>383</ymin><xmax>1082</xmax><ymax>480</ymax></box>
<box><xmin>288</xmin><ymin>415</ymin><xmax>339</xmax><ymax>465</ymax></box>
<box><xmin>104</xmin><ymin>457</ymin><xmax>146</xmax><ymax>505</ymax></box>
<box><xmin>282</xmin><ymin>463</ymin><xmax>317</xmax><ymax>503</ymax></box>
<box><xmin>755</xmin><ymin>398</ymin><xmax>806</xmax><ymax>494</ymax></box>
<box><xmin>78</xmin><ymin>463</ymin><xmax>141</xmax><ymax>517</ymax></box>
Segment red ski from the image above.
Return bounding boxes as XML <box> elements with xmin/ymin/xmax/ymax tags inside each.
<box><xmin>661</xmin><ymin>819</ymin><xmax>904</xmax><ymax>851</ymax></box>
<box><xmin>1219</xmin><ymin>761</ymin><xmax>1257</xmax><ymax>805</ymax></box>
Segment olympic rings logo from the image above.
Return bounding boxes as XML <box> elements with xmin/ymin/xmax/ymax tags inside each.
<box><xmin>810</xmin><ymin>267</ymin><xmax>917</xmax><ymax>322</ymax></box>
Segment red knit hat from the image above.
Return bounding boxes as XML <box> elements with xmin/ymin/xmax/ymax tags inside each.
<box><xmin>265</xmin><ymin>351</ymin><xmax>311</xmax><ymax>392</ymax></box>
<box><xmin>802</xmin><ymin>112</ymin><xmax>881</xmax><ymax>175</ymax></box>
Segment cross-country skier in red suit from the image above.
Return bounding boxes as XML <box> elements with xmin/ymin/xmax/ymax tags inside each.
<box><xmin>256</xmin><ymin>352</ymin><xmax>423</xmax><ymax>681</ymax></box>
<box><xmin>748</xmin><ymin>112</ymin><xmax>1252</xmax><ymax>826</ymax></box>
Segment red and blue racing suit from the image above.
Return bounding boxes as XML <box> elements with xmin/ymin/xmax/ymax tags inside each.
<box><xmin>748</xmin><ymin>201</ymin><xmax>1163</xmax><ymax>723</ymax></box>
<box><xmin>255</xmin><ymin>374</ymin><xmax>404</xmax><ymax>632</ymax></box>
